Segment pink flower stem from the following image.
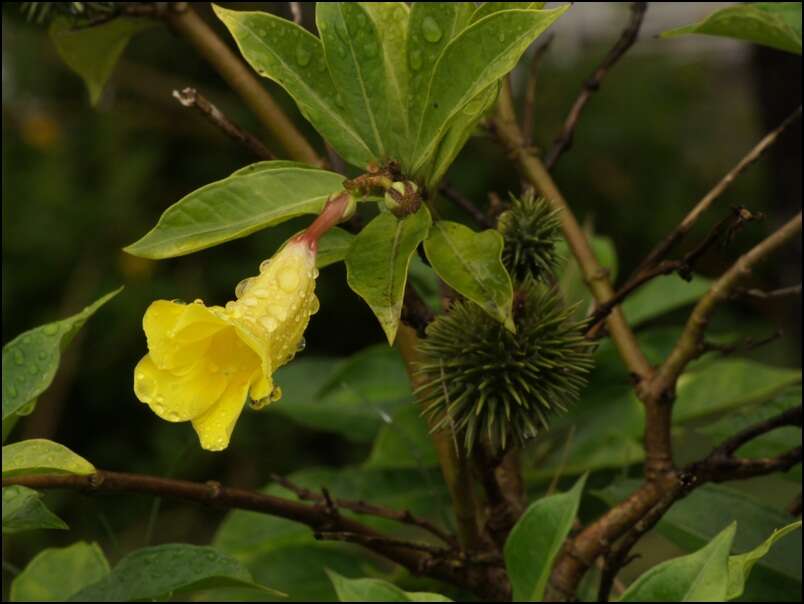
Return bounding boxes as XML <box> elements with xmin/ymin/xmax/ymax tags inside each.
<box><xmin>296</xmin><ymin>191</ymin><xmax>352</xmax><ymax>251</ymax></box>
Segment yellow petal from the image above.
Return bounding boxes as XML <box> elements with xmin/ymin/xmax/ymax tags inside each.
<box><xmin>143</xmin><ymin>301</ymin><xmax>228</xmax><ymax>371</ymax></box>
<box><xmin>134</xmin><ymin>354</ymin><xmax>227</xmax><ymax>422</ymax></box>
<box><xmin>191</xmin><ymin>370</ymin><xmax>256</xmax><ymax>451</ymax></box>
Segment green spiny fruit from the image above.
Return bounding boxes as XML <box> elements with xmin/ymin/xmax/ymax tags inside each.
<box><xmin>415</xmin><ymin>279</ymin><xmax>594</xmax><ymax>454</ymax></box>
<box><xmin>497</xmin><ymin>192</ymin><xmax>562</xmax><ymax>283</ymax></box>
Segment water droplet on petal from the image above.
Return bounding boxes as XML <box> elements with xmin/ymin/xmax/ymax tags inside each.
<box><xmin>296</xmin><ymin>337</ymin><xmax>306</xmax><ymax>353</ymax></box>
<box><xmin>235</xmin><ymin>278</ymin><xmax>253</xmax><ymax>299</ymax></box>
<box><xmin>270</xmin><ymin>385</ymin><xmax>283</xmax><ymax>402</ymax></box>
<box><xmin>278</xmin><ymin>267</ymin><xmax>300</xmax><ymax>292</ymax></box>
<box><xmin>192</xmin><ymin>298</ymin><xmax>204</xmax><ymax>305</ymax></box>
<box><xmin>259</xmin><ymin>259</ymin><xmax>272</xmax><ymax>273</ymax></box>
<box><xmin>259</xmin><ymin>316</ymin><xmax>278</xmax><ymax>332</ymax></box>
<box><xmin>135</xmin><ymin>372</ymin><xmax>157</xmax><ymax>401</ymax></box>
<box><xmin>170</xmin><ymin>298</ymin><xmax>186</xmax><ymax>305</ymax></box>
<box><xmin>242</xmin><ymin>297</ymin><xmax>258</xmax><ymax>307</ymax></box>
<box><xmin>252</xmin><ymin>287</ymin><xmax>269</xmax><ymax>298</ymax></box>
<box><xmin>422</xmin><ymin>16</ymin><xmax>442</xmax><ymax>43</ymax></box>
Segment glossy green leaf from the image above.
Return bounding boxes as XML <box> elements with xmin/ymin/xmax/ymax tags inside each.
<box><xmin>504</xmin><ymin>474</ymin><xmax>587</xmax><ymax>601</ymax></box>
<box><xmin>69</xmin><ymin>544</ymin><xmax>277</xmax><ymax>601</ymax></box>
<box><xmin>49</xmin><ymin>17</ymin><xmax>153</xmax><ymax>105</ymax></box>
<box><xmin>621</xmin><ymin>273</ymin><xmax>712</xmax><ymax>326</ymax></box>
<box><xmin>728</xmin><ymin>521</ymin><xmax>802</xmax><ymax>600</ymax></box>
<box><xmin>346</xmin><ymin>207</ymin><xmax>432</xmax><ymax>344</ymax></box>
<box><xmin>213</xmin><ymin>6</ymin><xmax>374</xmax><ymax>168</ymax></box>
<box><xmin>424</xmin><ymin>220</ymin><xmax>514</xmax><ymax>331</ymax></box>
<box><xmin>327</xmin><ymin>571</ymin><xmax>453</xmax><ymax>602</ymax></box>
<box><xmin>470</xmin><ymin>2</ymin><xmax>546</xmax><ymax>23</ymax></box>
<box><xmin>269</xmin><ymin>345</ymin><xmax>413</xmax><ymax>442</ymax></box>
<box><xmin>406</xmin><ymin>2</ymin><xmax>475</xmax><ymax>168</ymax></box>
<box><xmin>211</xmin><ymin>467</ymin><xmax>449</xmax><ymax>602</ymax></box>
<box><xmin>317</xmin><ymin>3</ymin><xmax>389</xmax><ymax>159</ymax></box>
<box><xmin>3</xmin><ymin>287</ymin><xmax>121</xmax><ymax>421</ymax></box>
<box><xmin>125</xmin><ymin>162</ymin><xmax>344</xmax><ymax>259</ymax></box>
<box><xmin>2</xmin><ymin>486</ymin><xmax>68</xmax><ymax>534</ymax></box>
<box><xmin>662</xmin><ymin>3</ymin><xmax>802</xmax><ymax>55</ymax></box>
<box><xmin>620</xmin><ymin>523</ymin><xmax>736</xmax><ymax>602</ymax></box>
<box><xmin>10</xmin><ymin>542</ymin><xmax>109</xmax><ymax>602</ymax></box>
<box><xmin>3</xmin><ymin>439</ymin><xmax>94</xmax><ymax>477</ymax></box>
<box><xmin>411</xmin><ymin>6</ymin><xmax>569</xmax><ymax>174</ymax></box>
<box><xmin>360</xmin><ymin>2</ymin><xmax>411</xmax><ymax>159</ymax></box>
<box><xmin>365</xmin><ymin>404</ymin><xmax>439</xmax><ymax>469</ymax></box>
<box><xmin>422</xmin><ymin>81</ymin><xmax>500</xmax><ymax>189</ymax></box>
<box><xmin>674</xmin><ymin>358</ymin><xmax>800</xmax><ymax>423</ymax></box>
<box><xmin>596</xmin><ymin>482</ymin><xmax>803</xmax><ymax>599</ymax></box>
<box><xmin>316</xmin><ymin>227</ymin><xmax>355</xmax><ymax>268</ymax></box>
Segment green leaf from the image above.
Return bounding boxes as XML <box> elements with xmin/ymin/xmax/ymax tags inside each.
<box><xmin>674</xmin><ymin>358</ymin><xmax>800</xmax><ymax>423</ymax></box>
<box><xmin>317</xmin><ymin>3</ymin><xmax>390</xmax><ymax>160</ymax></box>
<box><xmin>406</xmin><ymin>2</ymin><xmax>475</xmax><ymax>168</ymax></box>
<box><xmin>2</xmin><ymin>287</ymin><xmax>121</xmax><ymax>421</ymax></box>
<box><xmin>620</xmin><ymin>522</ymin><xmax>736</xmax><ymax>602</ymax></box>
<box><xmin>346</xmin><ymin>206</ymin><xmax>432</xmax><ymax>344</ymax></box>
<box><xmin>470</xmin><ymin>2</ymin><xmax>547</xmax><ymax>23</ymax></box>
<box><xmin>316</xmin><ymin>227</ymin><xmax>355</xmax><ymax>268</ymax></box>
<box><xmin>327</xmin><ymin>570</ymin><xmax>453</xmax><ymax>602</ymax></box>
<box><xmin>69</xmin><ymin>544</ymin><xmax>278</xmax><ymax>601</ymax></box>
<box><xmin>728</xmin><ymin>521</ymin><xmax>802</xmax><ymax>600</ymax></box>
<box><xmin>212</xmin><ymin>467</ymin><xmax>449</xmax><ymax>602</ymax></box>
<box><xmin>49</xmin><ymin>17</ymin><xmax>154</xmax><ymax>105</ymax></box>
<box><xmin>662</xmin><ymin>3</ymin><xmax>802</xmax><ymax>55</ymax></box>
<box><xmin>504</xmin><ymin>474</ymin><xmax>587</xmax><ymax>601</ymax></box>
<box><xmin>621</xmin><ymin>273</ymin><xmax>712</xmax><ymax>326</ymax></box>
<box><xmin>365</xmin><ymin>404</ymin><xmax>439</xmax><ymax>469</ymax></box>
<box><xmin>411</xmin><ymin>6</ymin><xmax>569</xmax><ymax>175</ymax></box>
<box><xmin>10</xmin><ymin>542</ymin><xmax>109</xmax><ymax>601</ymax></box>
<box><xmin>424</xmin><ymin>220</ymin><xmax>514</xmax><ymax>331</ymax></box>
<box><xmin>422</xmin><ymin>81</ymin><xmax>500</xmax><ymax>189</ymax></box>
<box><xmin>595</xmin><ymin>482</ymin><xmax>802</xmax><ymax>600</ymax></box>
<box><xmin>2</xmin><ymin>486</ymin><xmax>68</xmax><ymax>534</ymax></box>
<box><xmin>124</xmin><ymin>161</ymin><xmax>344</xmax><ymax>259</ymax></box>
<box><xmin>270</xmin><ymin>345</ymin><xmax>414</xmax><ymax>443</ymax></box>
<box><xmin>360</xmin><ymin>2</ymin><xmax>412</xmax><ymax>159</ymax></box>
<box><xmin>2</xmin><ymin>439</ymin><xmax>94</xmax><ymax>477</ymax></box>
<box><xmin>213</xmin><ymin>6</ymin><xmax>375</xmax><ymax>168</ymax></box>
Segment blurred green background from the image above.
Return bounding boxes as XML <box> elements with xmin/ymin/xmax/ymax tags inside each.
<box><xmin>2</xmin><ymin>2</ymin><xmax>801</xmax><ymax>598</ymax></box>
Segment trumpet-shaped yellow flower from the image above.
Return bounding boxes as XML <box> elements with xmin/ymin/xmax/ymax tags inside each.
<box><xmin>134</xmin><ymin>239</ymin><xmax>319</xmax><ymax>451</ymax></box>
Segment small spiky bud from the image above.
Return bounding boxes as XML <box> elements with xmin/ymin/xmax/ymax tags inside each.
<box><xmin>497</xmin><ymin>193</ymin><xmax>562</xmax><ymax>283</ymax></box>
<box><xmin>415</xmin><ymin>279</ymin><xmax>594</xmax><ymax>454</ymax></box>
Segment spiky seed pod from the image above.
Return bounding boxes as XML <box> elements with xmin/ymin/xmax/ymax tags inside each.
<box><xmin>415</xmin><ymin>279</ymin><xmax>594</xmax><ymax>454</ymax></box>
<box><xmin>497</xmin><ymin>193</ymin><xmax>562</xmax><ymax>283</ymax></box>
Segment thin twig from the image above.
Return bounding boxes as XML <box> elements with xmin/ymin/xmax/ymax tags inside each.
<box><xmin>544</xmin><ymin>3</ymin><xmax>647</xmax><ymax>170</ymax></box>
<box><xmin>587</xmin><ymin>207</ymin><xmax>763</xmax><ymax>332</ymax></box>
<box><xmin>163</xmin><ymin>4</ymin><xmax>324</xmax><ymax>166</ymax></box>
<box><xmin>289</xmin><ymin>2</ymin><xmax>302</xmax><ymax>25</ymax></box>
<box><xmin>628</xmin><ymin>105</ymin><xmax>802</xmax><ymax>281</ymax></box>
<box><xmin>733</xmin><ymin>283</ymin><xmax>802</xmax><ymax>301</ymax></box>
<box><xmin>522</xmin><ymin>33</ymin><xmax>555</xmax><ymax>148</ymax></box>
<box><xmin>440</xmin><ymin>185</ymin><xmax>493</xmax><ymax>229</ymax></box>
<box><xmin>271</xmin><ymin>473</ymin><xmax>458</xmax><ymax>547</ymax></box>
<box><xmin>173</xmin><ymin>87</ymin><xmax>274</xmax><ymax>160</ymax></box>
<box><xmin>315</xmin><ymin>532</ymin><xmax>452</xmax><ymax>557</ymax></box>
<box><xmin>699</xmin><ymin>330</ymin><xmax>782</xmax><ymax>358</ymax></box>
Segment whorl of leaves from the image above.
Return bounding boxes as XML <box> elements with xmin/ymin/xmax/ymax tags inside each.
<box><xmin>415</xmin><ymin>279</ymin><xmax>594</xmax><ymax>454</ymax></box>
<box><xmin>497</xmin><ymin>192</ymin><xmax>562</xmax><ymax>282</ymax></box>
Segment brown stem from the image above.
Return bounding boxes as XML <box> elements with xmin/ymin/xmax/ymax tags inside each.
<box><xmin>172</xmin><ymin>87</ymin><xmax>274</xmax><ymax>160</ymax></box>
<box><xmin>2</xmin><ymin>469</ymin><xmax>504</xmax><ymax>599</ymax></box>
<box><xmin>164</xmin><ymin>4</ymin><xmax>324</xmax><ymax>167</ymax></box>
<box><xmin>297</xmin><ymin>191</ymin><xmax>353</xmax><ymax>248</ymax></box>
<box><xmin>522</xmin><ymin>33</ymin><xmax>554</xmax><ymax>149</ymax></box>
<box><xmin>628</xmin><ymin>105</ymin><xmax>802</xmax><ymax>280</ymax></box>
<box><xmin>734</xmin><ymin>283</ymin><xmax>802</xmax><ymax>300</ymax></box>
<box><xmin>544</xmin><ymin>2</ymin><xmax>647</xmax><ymax>170</ymax></box>
<box><xmin>441</xmin><ymin>184</ymin><xmax>493</xmax><ymax>229</ymax></box>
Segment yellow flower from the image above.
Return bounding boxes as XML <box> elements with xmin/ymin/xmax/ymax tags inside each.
<box><xmin>133</xmin><ymin>239</ymin><xmax>319</xmax><ymax>451</ymax></box>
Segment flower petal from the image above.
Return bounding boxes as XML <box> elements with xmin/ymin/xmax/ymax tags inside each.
<box><xmin>143</xmin><ymin>301</ymin><xmax>228</xmax><ymax>371</ymax></box>
<box><xmin>134</xmin><ymin>354</ymin><xmax>227</xmax><ymax>422</ymax></box>
<box><xmin>191</xmin><ymin>370</ymin><xmax>257</xmax><ymax>451</ymax></box>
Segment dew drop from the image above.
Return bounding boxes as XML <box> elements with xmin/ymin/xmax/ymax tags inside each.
<box><xmin>259</xmin><ymin>259</ymin><xmax>272</xmax><ymax>273</ymax></box>
<box><xmin>43</xmin><ymin>324</ymin><xmax>59</xmax><ymax>336</ymax></box>
<box><xmin>409</xmin><ymin>49</ymin><xmax>422</xmax><ymax>71</ymax></box>
<box><xmin>135</xmin><ymin>372</ymin><xmax>157</xmax><ymax>401</ymax></box>
<box><xmin>310</xmin><ymin>296</ymin><xmax>321</xmax><ymax>315</ymax></box>
<box><xmin>13</xmin><ymin>350</ymin><xmax>24</xmax><ymax>365</ymax></box>
<box><xmin>278</xmin><ymin>267</ymin><xmax>300</xmax><ymax>292</ymax></box>
<box><xmin>422</xmin><ymin>16</ymin><xmax>442</xmax><ymax>43</ymax></box>
<box><xmin>252</xmin><ymin>287</ymin><xmax>269</xmax><ymax>298</ymax></box>
<box><xmin>192</xmin><ymin>298</ymin><xmax>204</xmax><ymax>305</ymax></box>
<box><xmin>259</xmin><ymin>316</ymin><xmax>278</xmax><ymax>332</ymax></box>
<box><xmin>170</xmin><ymin>298</ymin><xmax>187</xmax><ymax>305</ymax></box>
<box><xmin>235</xmin><ymin>278</ymin><xmax>253</xmax><ymax>299</ymax></box>
<box><xmin>270</xmin><ymin>385</ymin><xmax>283</xmax><ymax>402</ymax></box>
<box><xmin>242</xmin><ymin>297</ymin><xmax>258</xmax><ymax>307</ymax></box>
<box><xmin>28</xmin><ymin>364</ymin><xmax>38</xmax><ymax>376</ymax></box>
<box><xmin>268</xmin><ymin>304</ymin><xmax>288</xmax><ymax>321</ymax></box>
<box><xmin>498</xmin><ymin>31</ymin><xmax>506</xmax><ymax>42</ymax></box>
<box><xmin>296</xmin><ymin>337</ymin><xmax>306</xmax><ymax>353</ymax></box>
<box><xmin>295</xmin><ymin>44</ymin><xmax>311</xmax><ymax>66</ymax></box>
